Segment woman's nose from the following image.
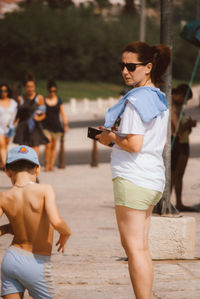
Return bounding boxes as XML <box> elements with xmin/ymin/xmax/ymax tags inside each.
<box><xmin>122</xmin><ymin>67</ymin><xmax>129</xmax><ymax>75</ymax></box>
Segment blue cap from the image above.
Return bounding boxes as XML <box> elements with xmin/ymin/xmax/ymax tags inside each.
<box><xmin>6</xmin><ymin>145</ymin><xmax>40</xmax><ymax>166</ymax></box>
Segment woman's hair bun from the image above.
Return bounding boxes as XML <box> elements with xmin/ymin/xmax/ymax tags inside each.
<box><xmin>24</xmin><ymin>72</ymin><xmax>35</xmax><ymax>85</ymax></box>
<box><xmin>47</xmin><ymin>80</ymin><xmax>57</xmax><ymax>90</ymax></box>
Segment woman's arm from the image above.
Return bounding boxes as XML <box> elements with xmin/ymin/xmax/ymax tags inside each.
<box><xmin>34</xmin><ymin>94</ymin><xmax>46</xmax><ymax>122</ymax></box>
<box><xmin>60</xmin><ymin>104</ymin><xmax>69</xmax><ymax>132</ymax></box>
<box><xmin>13</xmin><ymin>96</ymin><xmax>21</xmax><ymax>124</ymax></box>
<box><xmin>97</xmin><ymin>130</ymin><xmax>144</xmax><ymax>153</ymax></box>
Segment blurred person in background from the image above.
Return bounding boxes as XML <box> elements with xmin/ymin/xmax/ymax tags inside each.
<box><xmin>0</xmin><ymin>84</ymin><xmax>17</xmax><ymax>169</ymax></box>
<box><xmin>171</xmin><ymin>84</ymin><xmax>197</xmax><ymax>211</ymax></box>
<box><xmin>14</xmin><ymin>73</ymin><xmax>49</xmax><ymax>157</ymax></box>
<box><xmin>42</xmin><ymin>81</ymin><xmax>69</xmax><ymax>171</ymax></box>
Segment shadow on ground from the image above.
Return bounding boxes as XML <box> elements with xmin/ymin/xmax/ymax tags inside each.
<box><xmin>40</xmin><ymin>149</ymin><xmax>111</xmax><ymax>167</ymax></box>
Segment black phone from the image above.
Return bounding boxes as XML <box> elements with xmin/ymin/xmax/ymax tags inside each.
<box><xmin>87</xmin><ymin>127</ymin><xmax>102</xmax><ymax>140</ymax></box>
<box><xmin>87</xmin><ymin>127</ymin><xmax>114</xmax><ymax>147</ymax></box>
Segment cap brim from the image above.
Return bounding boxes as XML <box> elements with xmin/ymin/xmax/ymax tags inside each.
<box><xmin>6</xmin><ymin>157</ymin><xmax>39</xmax><ymax>166</ymax></box>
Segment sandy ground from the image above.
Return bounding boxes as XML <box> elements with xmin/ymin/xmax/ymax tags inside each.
<box><xmin>0</xmin><ymin>98</ymin><xmax>200</xmax><ymax>298</ymax></box>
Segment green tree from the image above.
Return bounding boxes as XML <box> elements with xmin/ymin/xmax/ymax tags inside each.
<box><xmin>47</xmin><ymin>0</ymin><xmax>73</xmax><ymax>9</ymax></box>
<box><xmin>95</xmin><ymin>0</ymin><xmax>110</xmax><ymax>9</ymax></box>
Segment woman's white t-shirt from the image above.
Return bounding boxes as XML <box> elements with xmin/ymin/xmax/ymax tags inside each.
<box><xmin>0</xmin><ymin>99</ymin><xmax>17</xmax><ymax>135</ymax></box>
<box><xmin>111</xmin><ymin>102</ymin><xmax>169</xmax><ymax>192</ymax></box>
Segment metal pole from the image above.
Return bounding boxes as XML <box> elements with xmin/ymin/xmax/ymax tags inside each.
<box><xmin>140</xmin><ymin>0</ymin><xmax>146</xmax><ymax>41</ymax></box>
<box><xmin>58</xmin><ymin>133</ymin><xmax>66</xmax><ymax>169</ymax></box>
<box><xmin>196</xmin><ymin>0</ymin><xmax>200</xmax><ymax>20</ymax></box>
<box><xmin>91</xmin><ymin>140</ymin><xmax>98</xmax><ymax>167</ymax></box>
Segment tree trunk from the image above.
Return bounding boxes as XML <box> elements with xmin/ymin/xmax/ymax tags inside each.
<box><xmin>153</xmin><ymin>0</ymin><xmax>179</xmax><ymax>215</ymax></box>
<box><xmin>196</xmin><ymin>0</ymin><xmax>200</xmax><ymax>20</ymax></box>
<box><xmin>140</xmin><ymin>0</ymin><xmax>146</xmax><ymax>41</ymax></box>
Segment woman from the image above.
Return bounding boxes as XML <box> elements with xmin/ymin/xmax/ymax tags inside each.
<box><xmin>14</xmin><ymin>73</ymin><xmax>49</xmax><ymax>156</ymax></box>
<box><xmin>97</xmin><ymin>41</ymin><xmax>171</xmax><ymax>298</ymax></box>
<box><xmin>0</xmin><ymin>84</ymin><xmax>17</xmax><ymax>168</ymax></box>
<box><xmin>171</xmin><ymin>84</ymin><xmax>196</xmax><ymax>211</ymax></box>
<box><xmin>42</xmin><ymin>81</ymin><xmax>69</xmax><ymax>171</ymax></box>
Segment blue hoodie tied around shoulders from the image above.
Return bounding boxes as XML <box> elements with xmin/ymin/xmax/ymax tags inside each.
<box><xmin>104</xmin><ymin>86</ymin><xmax>168</xmax><ymax>128</ymax></box>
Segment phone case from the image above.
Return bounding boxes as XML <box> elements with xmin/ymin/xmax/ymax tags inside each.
<box><xmin>87</xmin><ymin>127</ymin><xmax>102</xmax><ymax>140</ymax></box>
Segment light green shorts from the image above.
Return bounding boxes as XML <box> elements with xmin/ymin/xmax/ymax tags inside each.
<box><xmin>113</xmin><ymin>176</ymin><xmax>162</xmax><ymax>210</ymax></box>
<box><xmin>43</xmin><ymin>129</ymin><xmax>62</xmax><ymax>140</ymax></box>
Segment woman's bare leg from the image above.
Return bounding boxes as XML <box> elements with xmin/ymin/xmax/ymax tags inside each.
<box><xmin>115</xmin><ymin>205</ymin><xmax>153</xmax><ymax>299</ymax></box>
<box><xmin>49</xmin><ymin>138</ymin><xmax>57</xmax><ymax>171</ymax></box>
<box><xmin>32</xmin><ymin>146</ymin><xmax>39</xmax><ymax>157</ymax></box>
<box><xmin>0</xmin><ymin>135</ymin><xmax>8</xmax><ymax>167</ymax></box>
<box><xmin>44</xmin><ymin>139</ymin><xmax>52</xmax><ymax>171</ymax></box>
<box><xmin>144</xmin><ymin>205</ymin><xmax>154</xmax><ymax>291</ymax></box>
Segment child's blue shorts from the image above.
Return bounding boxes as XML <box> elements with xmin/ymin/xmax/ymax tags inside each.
<box><xmin>1</xmin><ymin>246</ymin><xmax>56</xmax><ymax>298</ymax></box>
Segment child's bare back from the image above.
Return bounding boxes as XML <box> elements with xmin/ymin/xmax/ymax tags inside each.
<box><xmin>1</xmin><ymin>183</ymin><xmax>57</xmax><ymax>256</ymax></box>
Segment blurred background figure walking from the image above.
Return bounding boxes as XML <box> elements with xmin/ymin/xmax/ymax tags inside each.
<box><xmin>0</xmin><ymin>83</ymin><xmax>17</xmax><ymax>169</ymax></box>
<box><xmin>13</xmin><ymin>73</ymin><xmax>49</xmax><ymax>157</ymax></box>
<box><xmin>171</xmin><ymin>84</ymin><xmax>197</xmax><ymax>211</ymax></box>
<box><xmin>42</xmin><ymin>81</ymin><xmax>69</xmax><ymax>171</ymax></box>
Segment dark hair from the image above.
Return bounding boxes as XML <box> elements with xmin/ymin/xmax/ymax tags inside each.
<box><xmin>5</xmin><ymin>160</ymin><xmax>38</xmax><ymax>174</ymax></box>
<box><xmin>0</xmin><ymin>83</ymin><xmax>12</xmax><ymax>98</ymax></box>
<box><xmin>122</xmin><ymin>41</ymin><xmax>171</xmax><ymax>85</ymax></box>
<box><xmin>172</xmin><ymin>84</ymin><xmax>193</xmax><ymax>100</ymax></box>
<box><xmin>24</xmin><ymin>72</ymin><xmax>36</xmax><ymax>86</ymax></box>
<box><xmin>47</xmin><ymin>80</ymin><xmax>57</xmax><ymax>90</ymax></box>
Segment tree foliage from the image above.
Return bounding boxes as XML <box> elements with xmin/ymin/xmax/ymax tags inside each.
<box><xmin>0</xmin><ymin>4</ymin><xmax>140</xmax><ymax>82</ymax></box>
<box><xmin>0</xmin><ymin>2</ymin><xmax>199</xmax><ymax>83</ymax></box>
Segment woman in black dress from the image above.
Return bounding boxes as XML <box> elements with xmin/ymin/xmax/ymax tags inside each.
<box><xmin>42</xmin><ymin>81</ymin><xmax>69</xmax><ymax>171</ymax></box>
<box><xmin>14</xmin><ymin>73</ymin><xmax>49</xmax><ymax>156</ymax></box>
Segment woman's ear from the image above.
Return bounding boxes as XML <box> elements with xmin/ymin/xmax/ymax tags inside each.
<box><xmin>145</xmin><ymin>62</ymin><xmax>153</xmax><ymax>75</ymax></box>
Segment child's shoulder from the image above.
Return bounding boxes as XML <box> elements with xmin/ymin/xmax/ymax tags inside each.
<box><xmin>0</xmin><ymin>189</ymin><xmax>11</xmax><ymax>206</ymax></box>
<box><xmin>30</xmin><ymin>183</ymin><xmax>54</xmax><ymax>195</ymax></box>
<box><xmin>28</xmin><ymin>183</ymin><xmax>53</xmax><ymax>191</ymax></box>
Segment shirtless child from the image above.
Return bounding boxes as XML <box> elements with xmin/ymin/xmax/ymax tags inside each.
<box><xmin>0</xmin><ymin>145</ymin><xmax>71</xmax><ymax>299</ymax></box>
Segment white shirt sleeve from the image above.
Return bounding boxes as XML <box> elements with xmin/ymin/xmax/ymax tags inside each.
<box><xmin>119</xmin><ymin>102</ymin><xmax>145</xmax><ymax>135</ymax></box>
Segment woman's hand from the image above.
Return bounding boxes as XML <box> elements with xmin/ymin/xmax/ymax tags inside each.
<box><xmin>33</xmin><ymin>113</ymin><xmax>46</xmax><ymax>122</ymax></box>
<box><xmin>96</xmin><ymin>127</ymin><xmax>114</xmax><ymax>146</ymax></box>
<box><xmin>64</xmin><ymin>123</ymin><xmax>69</xmax><ymax>132</ymax></box>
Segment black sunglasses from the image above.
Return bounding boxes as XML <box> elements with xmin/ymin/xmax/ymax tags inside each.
<box><xmin>0</xmin><ymin>89</ymin><xmax>8</xmax><ymax>93</ymax></box>
<box><xmin>119</xmin><ymin>62</ymin><xmax>149</xmax><ymax>72</ymax></box>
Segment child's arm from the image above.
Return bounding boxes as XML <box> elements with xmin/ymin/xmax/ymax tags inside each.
<box><xmin>0</xmin><ymin>224</ymin><xmax>13</xmax><ymax>236</ymax></box>
<box><xmin>0</xmin><ymin>198</ymin><xmax>13</xmax><ymax>236</ymax></box>
<box><xmin>44</xmin><ymin>185</ymin><xmax>71</xmax><ymax>253</ymax></box>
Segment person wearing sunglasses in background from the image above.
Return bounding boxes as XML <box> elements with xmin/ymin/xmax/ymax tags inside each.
<box><xmin>42</xmin><ymin>81</ymin><xmax>69</xmax><ymax>171</ymax></box>
<box><xmin>14</xmin><ymin>73</ymin><xmax>49</xmax><ymax>157</ymax></box>
<box><xmin>0</xmin><ymin>84</ymin><xmax>17</xmax><ymax>169</ymax></box>
<box><xmin>96</xmin><ymin>41</ymin><xmax>171</xmax><ymax>299</ymax></box>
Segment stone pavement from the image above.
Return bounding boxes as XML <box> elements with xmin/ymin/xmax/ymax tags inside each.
<box><xmin>0</xmin><ymin>95</ymin><xmax>200</xmax><ymax>298</ymax></box>
<box><xmin>0</xmin><ymin>164</ymin><xmax>200</xmax><ymax>299</ymax></box>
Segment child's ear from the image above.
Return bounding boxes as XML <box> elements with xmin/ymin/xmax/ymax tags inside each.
<box><xmin>5</xmin><ymin>169</ymin><xmax>11</xmax><ymax>178</ymax></box>
<box><xmin>35</xmin><ymin>166</ymin><xmax>40</xmax><ymax>176</ymax></box>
